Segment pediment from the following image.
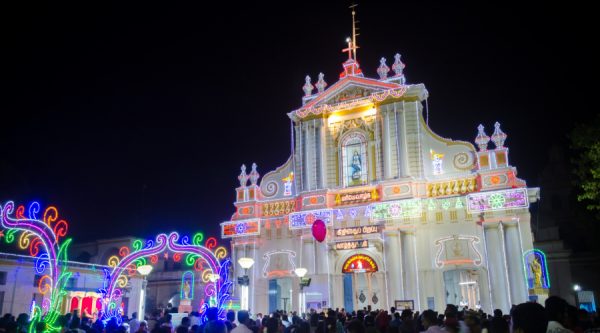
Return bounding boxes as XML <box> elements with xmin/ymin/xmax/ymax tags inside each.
<box><xmin>304</xmin><ymin>76</ymin><xmax>401</xmax><ymax>109</ymax></box>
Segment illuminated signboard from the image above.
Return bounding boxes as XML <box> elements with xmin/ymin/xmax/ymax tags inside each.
<box><xmin>221</xmin><ymin>219</ymin><xmax>260</xmax><ymax>238</ymax></box>
<box><xmin>334</xmin><ymin>225</ymin><xmax>380</xmax><ymax>237</ymax></box>
<box><xmin>335</xmin><ymin>240</ymin><xmax>369</xmax><ymax>250</ymax></box>
<box><xmin>369</xmin><ymin>199</ymin><xmax>422</xmax><ymax>221</ymax></box>
<box><xmin>342</xmin><ymin>254</ymin><xmax>378</xmax><ymax>273</ymax></box>
<box><xmin>466</xmin><ymin>188</ymin><xmax>529</xmax><ymax>213</ymax></box>
<box><xmin>288</xmin><ymin>209</ymin><xmax>332</xmax><ymax>230</ymax></box>
<box><xmin>335</xmin><ymin>188</ymin><xmax>379</xmax><ymax>206</ymax></box>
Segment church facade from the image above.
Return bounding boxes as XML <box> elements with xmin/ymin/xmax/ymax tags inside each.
<box><xmin>221</xmin><ymin>48</ymin><xmax>542</xmax><ymax>315</ymax></box>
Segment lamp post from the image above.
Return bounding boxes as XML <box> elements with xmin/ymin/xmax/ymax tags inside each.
<box><xmin>294</xmin><ymin>268</ymin><xmax>308</xmax><ymax>315</ymax></box>
<box><xmin>238</xmin><ymin>257</ymin><xmax>255</xmax><ymax>311</ymax></box>
<box><xmin>573</xmin><ymin>284</ymin><xmax>581</xmax><ymax>308</ymax></box>
<box><xmin>137</xmin><ymin>264</ymin><xmax>153</xmax><ymax>318</ymax></box>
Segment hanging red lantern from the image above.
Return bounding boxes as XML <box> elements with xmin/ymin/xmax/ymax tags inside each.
<box><xmin>311</xmin><ymin>219</ymin><xmax>326</xmax><ymax>242</ymax></box>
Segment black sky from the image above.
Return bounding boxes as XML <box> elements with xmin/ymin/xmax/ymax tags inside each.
<box><xmin>0</xmin><ymin>1</ymin><xmax>578</xmax><ymax>243</ymax></box>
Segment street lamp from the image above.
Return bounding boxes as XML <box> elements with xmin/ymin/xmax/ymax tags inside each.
<box><xmin>295</xmin><ymin>268</ymin><xmax>309</xmax><ymax>315</ymax></box>
<box><xmin>238</xmin><ymin>258</ymin><xmax>254</xmax><ymax>310</ymax></box>
<box><xmin>137</xmin><ymin>265</ymin><xmax>153</xmax><ymax>318</ymax></box>
<box><xmin>573</xmin><ymin>284</ymin><xmax>582</xmax><ymax>307</ymax></box>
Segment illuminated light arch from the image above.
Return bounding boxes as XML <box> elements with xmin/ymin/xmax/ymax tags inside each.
<box><xmin>523</xmin><ymin>249</ymin><xmax>550</xmax><ymax>289</ymax></box>
<box><xmin>1</xmin><ymin>201</ymin><xmax>72</xmax><ymax>333</ymax></box>
<box><xmin>101</xmin><ymin>232</ymin><xmax>231</xmax><ymax>323</ymax></box>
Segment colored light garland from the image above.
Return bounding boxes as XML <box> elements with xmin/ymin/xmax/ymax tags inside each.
<box><xmin>1</xmin><ymin>201</ymin><xmax>72</xmax><ymax>333</ymax></box>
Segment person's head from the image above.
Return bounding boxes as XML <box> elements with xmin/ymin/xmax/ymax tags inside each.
<box><xmin>346</xmin><ymin>319</ymin><xmax>365</xmax><ymax>333</ymax></box>
<box><xmin>266</xmin><ymin>317</ymin><xmax>279</xmax><ymax>333</ymax></box>
<box><xmin>205</xmin><ymin>320</ymin><xmax>227</xmax><ymax>333</ymax></box>
<box><xmin>421</xmin><ymin>310</ymin><xmax>437</xmax><ymax>329</ymax></box>
<box><xmin>237</xmin><ymin>311</ymin><xmax>249</xmax><ymax>326</ymax></box>
<box><xmin>545</xmin><ymin>296</ymin><xmax>568</xmax><ymax>324</ymax></box>
<box><xmin>70</xmin><ymin>317</ymin><xmax>82</xmax><ymax>329</ymax></box>
<box><xmin>512</xmin><ymin>302</ymin><xmax>547</xmax><ymax>333</ymax></box>
<box><xmin>297</xmin><ymin>322</ymin><xmax>311</xmax><ymax>333</ymax></box>
<box><xmin>488</xmin><ymin>317</ymin><xmax>508</xmax><ymax>333</ymax></box>
<box><xmin>227</xmin><ymin>310</ymin><xmax>236</xmax><ymax>323</ymax></box>
<box><xmin>132</xmin><ymin>313</ymin><xmax>138</xmax><ymax>320</ymax></box>
<box><xmin>364</xmin><ymin>315</ymin><xmax>375</xmax><ymax>327</ymax></box>
<box><xmin>176</xmin><ymin>326</ymin><xmax>188</xmax><ymax>333</ymax></box>
<box><xmin>400</xmin><ymin>309</ymin><xmax>413</xmax><ymax>321</ymax></box>
<box><xmin>206</xmin><ymin>308</ymin><xmax>219</xmax><ymax>322</ymax></box>
<box><xmin>138</xmin><ymin>321</ymin><xmax>148</xmax><ymax>332</ymax></box>
<box><xmin>181</xmin><ymin>317</ymin><xmax>191</xmax><ymax>327</ymax></box>
<box><xmin>390</xmin><ymin>307</ymin><xmax>396</xmax><ymax>314</ymax></box>
<box><xmin>445</xmin><ymin>305</ymin><xmax>458</xmax><ymax>319</ymax></box>
<box><xmin>493</xmin><ymin>309</ymin><xmax>502</xmax><ymax>318</ymax></box>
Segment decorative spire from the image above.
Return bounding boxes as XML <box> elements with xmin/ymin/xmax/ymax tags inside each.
<box><xmin>491</xmin><ymin>121</ymin><xmax>507</xmax><ymax>149</ymax></box>
<box><xmin>392</xmin><ymin>53</ymin><xmax>406</xmax><ymax>83</ymax></box>
<box><xmin>249</xmin><ymin>163</ymin><xmax>260</xmax><ymax>186</ymax></box>
<box><xmin>377</xmin><ymin>57</ymin><xmax>390</xmax><ymax>80</ymax></box>
<box><xmin>475</xmin><ymin>124</ymin><xmax>491</xmax><ymax>151</ymax></box>
<box><xmin>302</xmin><ymin>75</ymin><xmax>314</xmax><ymax>97</ymax></box>
<box><xmin>238</xmin><ymin>164</ymin><xmax>249</xmax><ymax>187</ymax></box>
<box><xmin>316</xmin><ymin>72</ymin><xmax>327</xmax><ymax>93</ymax></box>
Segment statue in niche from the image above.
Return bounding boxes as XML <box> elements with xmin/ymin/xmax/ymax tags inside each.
<box><xmin>183</xmin><ymin>280</ymin><xmax>191</xmax><ymax>299</ymax></box>
<box><xmin>529</xmin><ymin>256</ymin><xmax>543</xmax><ymax>288</ymax></box>
<box><xmin>351</xmin><ymin>150</ymin><xmax>362</xmax><ymax>181</ymax></box>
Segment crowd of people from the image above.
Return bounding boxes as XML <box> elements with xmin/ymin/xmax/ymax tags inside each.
<box><xmin>0</xmin><ymin>296</ymin><xmax>598</xmax><ymax>333</ymax></box>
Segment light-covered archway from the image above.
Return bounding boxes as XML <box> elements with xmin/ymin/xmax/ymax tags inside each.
<box><xmin>101</xmin><ymin>232</ymin><xmax>231</xmax><ymax>323</ymax></box>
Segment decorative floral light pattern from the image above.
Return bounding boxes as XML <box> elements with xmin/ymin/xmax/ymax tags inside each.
<box><xmin>1</xmin><ymin>201</ymin><xmax>72</xmax><ymax>333</ymax></box>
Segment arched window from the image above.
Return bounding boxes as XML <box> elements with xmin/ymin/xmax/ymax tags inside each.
<box><xmin>341</xmin><ymin>131</ymin><xmax>368</xmax><ymax>187</ymax></box>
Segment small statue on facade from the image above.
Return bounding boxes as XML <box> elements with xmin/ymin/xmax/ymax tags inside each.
<box><xmin>183</xmin><ymin>280</ymin><xmax>191</xmax><ymax>299</ymax></box>
<box><xmin>530</xmin><ymin>257</ymin><xmax>543</xmax><ymax>288</ymax></box>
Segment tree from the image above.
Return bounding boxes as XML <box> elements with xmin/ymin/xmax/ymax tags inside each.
<box><xmin>570</xmin><ymin>114</ymin><xmax>600</xmax><ymax>215</ymax></box>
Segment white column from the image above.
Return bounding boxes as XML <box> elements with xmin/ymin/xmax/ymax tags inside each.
<box><xmin>331</xmin><ymin>274</ymin><xmax>344</xmax><ymax>309</ymax></box>
<box><xmin>504</xmin><ymin>221</ymin><xmax>528</xmax><ymax>305</ymax></box>
<box><xmin>382</xmin><ymin>109</ymin><xmax>392</xmax><ymax>179</ymax></box>
<box><xmin>303</xmin><ymin>123</ymin><xmax>312</xmax><ymax>191</ymax></box>
<box><xmin>484</xmin><ymin>222</ymin><xmax>510</xmax><ymax>312</ymax></box>
<box><xmin>394</xmin><ymin>103</ymin><xmax>407</xmax><ymax>177</ymax></box>
<box><xmin>302</xmin><ymin>238</ymin><xmax>316</xmax><ymax>274</ymax></box>
<box><xmin>401</xmin><ymin>230</ymin><xmax>420</xmax><ymax>309</ymax></box>
<box><xmin>316</xmin><ymin>239</ymin><xmax>328</xmax><ymax>274</ymax></box>
<box><xmin>375</xmin><ymin>272</ymin><xmax>387</xmax><ymax>310</ymax></box>
<box><xmin>384</xmin><ymin>231</ymin><xmax>403</xmax><ymax>304</ymax></box>
<box><xmin>319</xmin><ymin>119</ymin><xmax>328</xmax><ymax>188</ymax></box>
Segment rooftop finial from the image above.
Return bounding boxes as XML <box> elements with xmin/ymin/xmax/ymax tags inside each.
<box><xmin>249</xmin><ymin>163</ymin><xmax>260</xmax><ymax>185</ymax></box>
<box><xmin>392</xmin><ymin>53</ymin><xmax>406</xmax><ymax>82</ymax></box>
<box><xmin>238</xmin><ymin>164</ymin><xmax>249</xmax><ymax>187</ymax></box>
<box><xmin>475</xmin><ymin>124</ymin><xmax>491</xmax><ymax>151</ymax></box>
<box><xmin>302</xmin><ymin>75</ymin><xmax>314</xmax><ymax>96</ymax></box>
<box><xmin>377</xmin><ymin>57</ymin><xmax>390</xmax><ymax>80</ymax></box>
<box><xmin>491</xmin><ymin>121</ymin><xmax>507</xmax><ymax>149</ymax></box>
<box><xmin>316</xmin><ymin>72</ymin><xmax>327</xmax><ymax>93</ymax></box>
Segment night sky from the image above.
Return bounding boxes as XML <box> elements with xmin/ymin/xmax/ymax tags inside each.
<box><xmin>0</xmin><ymin>2</ymin><xmax>577</xmax><ymax>243</ymax></box>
